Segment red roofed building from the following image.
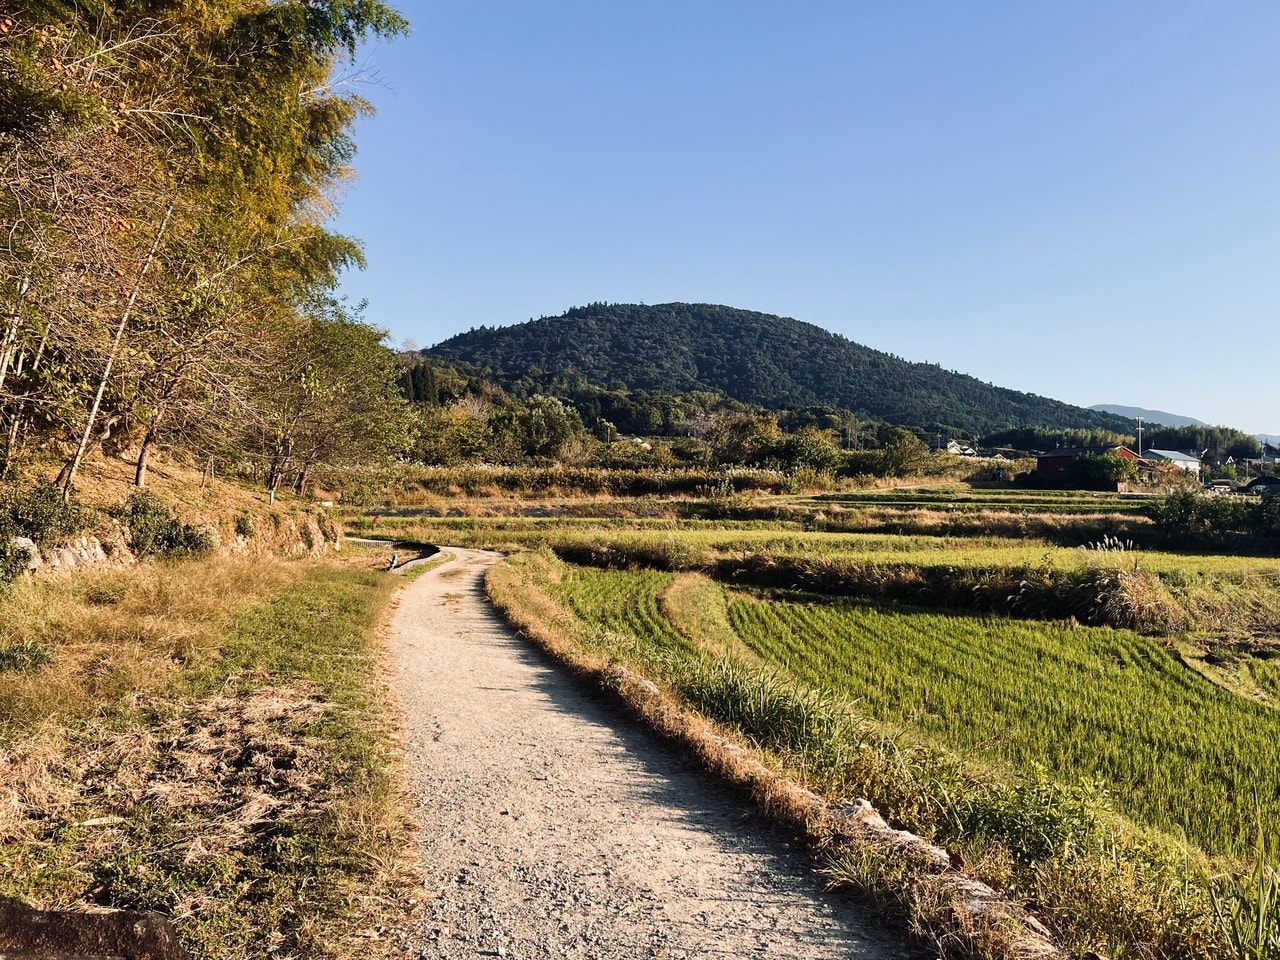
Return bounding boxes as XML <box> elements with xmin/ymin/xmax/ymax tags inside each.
<box><xmin>1035</xmin><ymin>445</ymin><xmax>1142</xmax><ymax>483</ymax></box>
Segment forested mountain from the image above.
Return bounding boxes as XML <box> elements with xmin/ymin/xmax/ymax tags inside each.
<box><xmin>426</xmin><ymin>303</ymin><xmax>1133</xmax><ymax>435</ymax></box>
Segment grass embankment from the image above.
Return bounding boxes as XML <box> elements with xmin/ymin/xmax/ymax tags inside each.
<box><xmin>0</xmin><ymin>552</ymin><xmax>407</xmax><ymax>960</ymax></box>
<box><xmin>488</xmin><ymin>546</ymin><xmax>1278</xmax><ymax>960</ymax></box>
<box><xmin>817</xmin><ymin>485</ymin><xmax>1155</xmax><ymax>514</ymax></box>
<box><xmin>354</xmin><ymin>476</ymin><xmax>1156</xmax><ymax>539</ymax></box>
<box><xmin>292</xmin><ymin>496</ymin><xmax>1280</xmax><ymax>651</ymax></box>
<box><xmin>409</xmin><ymin>512</ymin><xmax>1280</xmax><ymax>636</ymax></box>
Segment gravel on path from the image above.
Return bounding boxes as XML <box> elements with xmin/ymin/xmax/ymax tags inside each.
<box><xmin>387</xmin><ymin>547</ymin><xmax>911</xmax><ymax>960</ymax></box>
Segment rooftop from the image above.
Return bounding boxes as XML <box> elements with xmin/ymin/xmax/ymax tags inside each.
<box><xmin>1143</xmin><ymin>449</ymin><xmax>1202</xmax><ymax>463</ymax></box>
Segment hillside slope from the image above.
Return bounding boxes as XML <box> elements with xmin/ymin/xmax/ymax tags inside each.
<box><xmin>426</xmin><ymin>303</ymin><xmax>1132</xmax><ymax>435</ymax></box>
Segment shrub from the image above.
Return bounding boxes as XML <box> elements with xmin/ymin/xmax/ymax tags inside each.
<box><xmin>115</xmin><ymin>492</ymin><xmax>215</xmax><ymax>558</ymax></box>
<box><xmin>1148</xmin><ymin>489</ymin><xmax>1274</xmax><ymax>538</ymax></box>
<box><xmin>969</xmin><ymin>772</ymin><xmax>1111</xmax><ymax>867</ymax></box>
<box><xmin>0</xmin><ymin>527</ymin><xmax>33</xmax><ymax>586</ymax></box>
<box><xmin>4</xmin><ymin>481</ymin><xmax>88</xmax><ymax>547</ymax></box>
<box><xmin>1149</xmin><ymin>489</ymin><xmax>1207</xmax><ymax>533</ymax></box>
<box><xmin>1066</xmin><ymin>451</ymin><xmax>1139</xmax><ymax>486</ymax></box>
<box><xmin>234</xmin><ymin>512</ymin><xmax>254</xmax><ymax>538</ymax></box>
<box><xmin>840</xmin><ymin>449</ymin><xmax>886</xmax><ymax>478</ymax></box>
<box><xmin>0</xmin><ymin>483</ymin><xmax>78</xmax><ymax>586</ymax></box>
<box><xmin>1260</xmin><ymin>494</ymin><xmax>1280</xmax><ymax>538</ymax></box>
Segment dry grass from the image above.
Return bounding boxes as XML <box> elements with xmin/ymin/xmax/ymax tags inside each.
<box><xmin>0</xmin><ymin>558</ymin><xmax>293</xmax><ymax>734</ymax></box>
<box><xmin>658</xmin><ymin>574</ymin><xmax>752</xmax><ymax>661</ymax></box>
<box><xmin>0</xmin><ymin>684</ymin><xmax>335</xmax><ymax>897</ymax></box>
<box><xmin>0</xmin><ymin>550</ymin><xmax>410</xmax><ymax>960</ymax></box>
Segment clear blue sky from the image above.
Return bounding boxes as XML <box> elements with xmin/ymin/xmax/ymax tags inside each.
<box><xmin>333</xmin><ymin>1</ymin><xmax>1280</xmax><ymax>436</ymax></box>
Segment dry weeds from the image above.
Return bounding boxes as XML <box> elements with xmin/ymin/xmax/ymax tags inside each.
<box><xmin>141</xmin><ymin>685</ymin><xmax>333</xmax><ymax>855</ymax></box>
<box><xmin>0</xmin><ymin>683</ymin><xmax>342</xmax><ymax>918</ymax></box>
<box><xmin>0</xmin><ymin>558</ymin><xmax>294</xmax><ymax>733</ymax></box>
<box><xmin>0</xmin><ymin>540</ymin><xmax>410</xmax><ymax>960</ymax></box>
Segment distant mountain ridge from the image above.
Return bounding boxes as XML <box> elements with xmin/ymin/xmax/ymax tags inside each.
<box><xmin>1088</xmin><ymin>404</ymin><xmax>1206</xmax><ymax>429</ymax></box>
<box><xmin>1090</xmin><ymin>404</ymin><xmax>1276</xmax><ymax>448</ymax></box>
<box><xmin>426</xmin><ymin>302</ymin><xmax>1133</xmax><ymax>435</ymax></box>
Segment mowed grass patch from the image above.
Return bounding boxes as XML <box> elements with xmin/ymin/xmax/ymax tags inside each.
<box><xmin>659</xmin><ymin>574</ymin><xmax>751</xmax><ymax>662</ymax></box>
<box><xmin>0</xmin><ymin>557</ymin><xmax>407</xmax><ymax>960</ymax></box>
<box><xmin>550</xmin><ymin>566</ymin><xmax>697</xmax><ymax>667</ymax></box>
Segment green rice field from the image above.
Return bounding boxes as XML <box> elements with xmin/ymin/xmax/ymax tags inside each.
<box><xmin>552</xmin><ymin>562</ymin><xmax>1280</xmax><ymax>856</ymax></box>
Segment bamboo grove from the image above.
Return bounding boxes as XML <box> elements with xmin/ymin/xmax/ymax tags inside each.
<box><xmin>0</xmin><ymin>0</ymin><xmax>412</xmax><ymax>497</ymax></box>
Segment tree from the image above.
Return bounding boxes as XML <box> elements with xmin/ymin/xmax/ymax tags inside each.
<box><xmin>400</xmin><ymin>362</ymin><xmax>440</xmax><ymax>406</ymax></box>
<box><xmin>881</xmin><ymin>428</ymin><xmax>930</xmax><ymax>477</ymax></box>
<box><xmin>243</xmin><ymin>304</ymin><xmax>413</xmax><ymax>500</ymax></box>
<box><xmin>414</xmin><ymin>398</ymin><xmax>492</xmax><ymax>466</ymax></box>
<box><xmin>594</xmin><ymin>419</ymin><xmax>618</xmax><ymax>443</ymax></box>
<box><xmin>1144</xmin><ymin>424</ymin><xmax>1260</xmax><ymax>462</ymax></box>
<box><xmin>1066</xmin><ymin>452</ymin><xmax>1138</xmax><ymax>486</ymax></box>
<box><xmin>706</xmin><ymin>412</ymin><xmax>780</xmax><ymax>465</ymax></box>
<box><xmin>765</xmin><ymin>427</ymin><xmax>842</xmax><ymax>472</ymax></box>
<box><xmin>1</xmin><ymin>0</ymin><xmax>409</xmax><ymax>492</ymax></box>
<box><xmin>487</xmin><ymin>395</ymin><xmax>585</xmax><ymax>462</ymax></box>
<box><xmin>1260</xmin><ymin>493</ymin><xmax>1280</xmax><ymax>537</ymax></box>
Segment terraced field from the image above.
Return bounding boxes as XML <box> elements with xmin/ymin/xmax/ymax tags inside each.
<box><xmin>449</xmin><ymin>480</ymin><xmax>1280</xmax><ymax>960</ymax></box>
<box><xmin>815</xmin><ymin>485</ymin><xmax>1155</xmax><ymax>514</ymax></box>
<box><xmin>726</xmin><ymin>590</ymin><xmax>1280</xmax><ymax>854</ymax></box>
<box><xmin>549</xmin><ymin>560</ymin><xmax>1280</xmax><ymax>855</ymax></box>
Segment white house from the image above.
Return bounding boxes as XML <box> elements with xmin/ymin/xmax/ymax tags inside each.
<box><xmin>1142</xmin><ymin>449</ymin><xmax>1202</xmax><ymax>479</ymax></box>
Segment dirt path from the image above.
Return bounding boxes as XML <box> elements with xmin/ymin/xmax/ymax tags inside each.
<box><xmin>387</xmin><ymin>548</ymin><xmax>909</xmax><ymax>960</ymax></box>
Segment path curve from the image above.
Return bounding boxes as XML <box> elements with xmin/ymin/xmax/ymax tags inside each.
<box><xmin>387</xmin><ymin>547</ymin><xmax>909</xmax><ymax>960</ymax></box>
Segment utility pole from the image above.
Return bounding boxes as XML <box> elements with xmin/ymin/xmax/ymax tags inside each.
<box><xmin>1136</xmin><ymin>417</ymin><xmax>1144</xmax><ymax>458</ymax></box>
